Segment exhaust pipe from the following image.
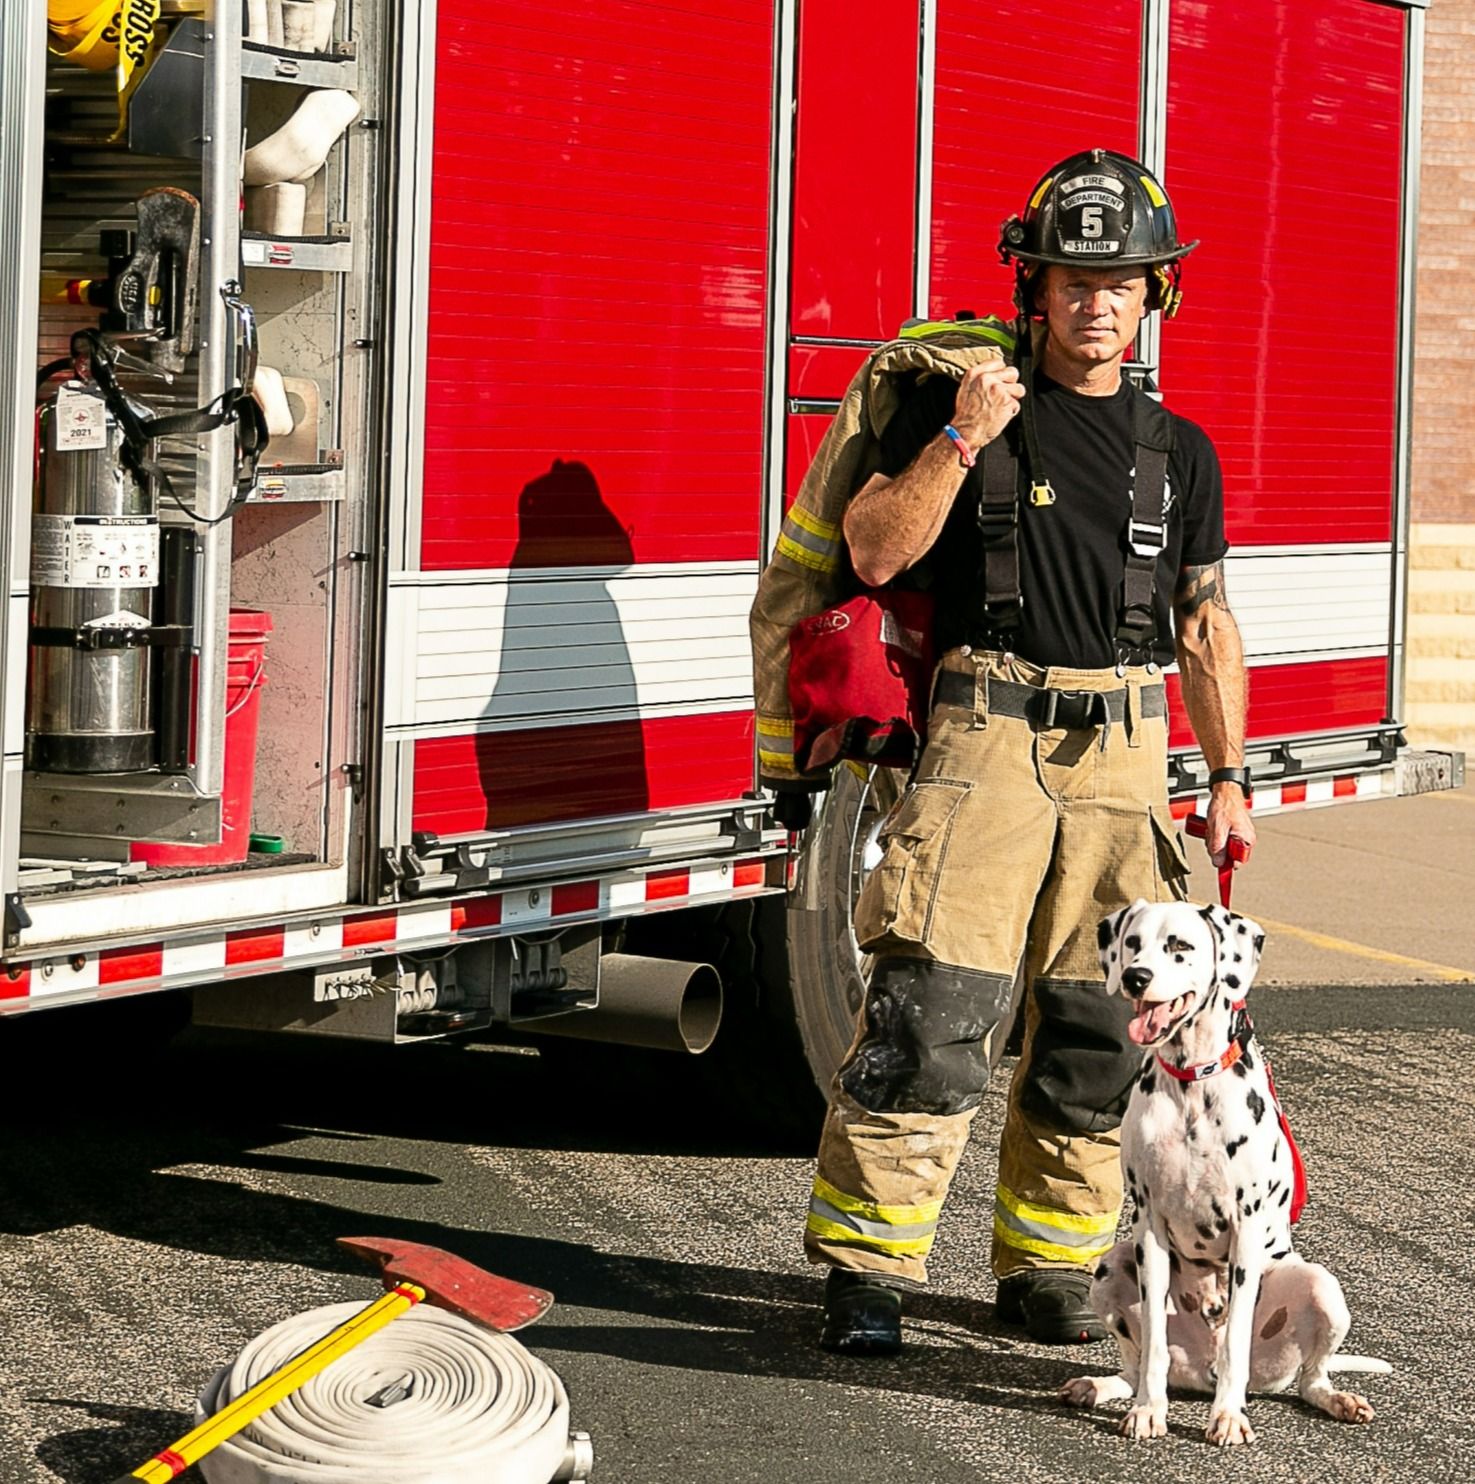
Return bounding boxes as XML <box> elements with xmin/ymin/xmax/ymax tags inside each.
<box><xmin>533</xmin><ymin>953</ymin><xmax>722</xmax><ymax>1055</ymax></box>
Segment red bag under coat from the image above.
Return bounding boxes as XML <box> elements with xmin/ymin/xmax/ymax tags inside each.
<box><xmin>787</xmin><ymin>588</ymin><xmax>936</xmax><ymax>776</ymax></box>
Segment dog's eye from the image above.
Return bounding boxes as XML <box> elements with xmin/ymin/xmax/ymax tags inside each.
<box><xmin>1165</xmin><ymin>937</ymin><xmax>1194</xmax><ymax>954</ymax></box>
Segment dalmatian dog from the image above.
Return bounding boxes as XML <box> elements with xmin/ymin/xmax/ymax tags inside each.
<box><xmin>1060</xmin><ymin>899</ymin><xmax>1389</xmax><ymax>1447</ymax></box>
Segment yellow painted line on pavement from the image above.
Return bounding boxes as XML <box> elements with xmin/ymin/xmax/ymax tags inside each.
<box><xmin>1256</xmin><ymin>916</ymin><xmax>1475</xmax><ymax>984</ymax></box>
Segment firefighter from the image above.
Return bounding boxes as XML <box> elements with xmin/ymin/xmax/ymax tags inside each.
<box><xmin>805</xmin><ymin>148</ymin><xmax>1256</xmax><ymax>1353</ymax></box>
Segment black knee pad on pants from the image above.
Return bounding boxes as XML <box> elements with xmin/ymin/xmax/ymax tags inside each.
<box><xmin>1018</xmin><ymin>976</ymin><xmax>1140</xmax><ymax>1134</ymax></box>
<box><xmin>839</xmin><ymin>957</ymin><xmax>1015</xmax><ymax>1116</ymax></box>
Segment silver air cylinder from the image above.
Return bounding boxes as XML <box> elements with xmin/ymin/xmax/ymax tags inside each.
<box><xmin>26</xmin><ymin>382</ymin><xmax>159</xmax><ymax>774</ymax></box>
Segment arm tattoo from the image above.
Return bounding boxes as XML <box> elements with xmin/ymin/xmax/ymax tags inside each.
<box><xmin>1176</xmin><ymin>560</ymin><xmax>1229</xmax><ymax>619</ymax></box>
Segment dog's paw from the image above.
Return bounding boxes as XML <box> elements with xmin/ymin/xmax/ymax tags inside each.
<box><xmin>1205</xmin><ymin>1408</ymin><xmax>1257</xmax><ymax>1447</ymax></box>
<box><xmin>1060</xmin><ymin>1375</ymin><xmax>1130</xmax><ymax>1409</ymax></box>
<box><xmin>1324</xmin><ymin>1390</ymin><xmax>1375</xmax><ymax>1425</ymax></box>
<box><xmin>1120</xmin><ymin>1403</ymin><xmax>1168</xmax><ymax>1440</ymax></box>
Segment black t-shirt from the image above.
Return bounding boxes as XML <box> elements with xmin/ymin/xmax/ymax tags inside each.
<box><xmin>875</xmin><ymin>368</ymin><xmax>1228</xmax><ymax>668</ymax></box>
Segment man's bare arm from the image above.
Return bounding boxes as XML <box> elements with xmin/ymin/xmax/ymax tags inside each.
<box><xmin>844</xmin><ymin>360</ymin><xmax>1024</xmax><ymax>587</ymax></box>
<box><xmin>1173</xmin><ymin>559</ymin><xmax>1256</xmax><ymax>863</ymax></box>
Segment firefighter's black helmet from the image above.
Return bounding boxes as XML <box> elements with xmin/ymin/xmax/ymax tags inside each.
<box><xmin>998</xmin><ymin>148</ymin><xmax>1197</xmax><ymax>318</ymax></box>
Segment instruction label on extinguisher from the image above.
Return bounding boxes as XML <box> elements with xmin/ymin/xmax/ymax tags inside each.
<box><xmin>31</xmin><ymin>514</ymin><xmax>160</xmax><ymax>589</ymax></box>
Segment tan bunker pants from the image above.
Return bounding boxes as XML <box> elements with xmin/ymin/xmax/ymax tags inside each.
<box><xmin>805</xmin><ymin>649</ymin><xmax>1191</xmax><ymax>1287</ymax></box>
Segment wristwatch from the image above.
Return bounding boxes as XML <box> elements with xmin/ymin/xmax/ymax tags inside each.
<box><xmin>1208</xmin><ymin>766</ymin><xmax>1253</xmax><ymax>799</ymax></box>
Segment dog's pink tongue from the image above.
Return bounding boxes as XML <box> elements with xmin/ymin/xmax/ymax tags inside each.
<box><xmin>1128</xmin><ymin>996</ymin><xmax>1181</xmax><ymax>1046</ymax></box>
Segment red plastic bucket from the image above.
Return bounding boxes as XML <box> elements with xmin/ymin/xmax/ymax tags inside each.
<box><xmin>135</xmin><ymin>610</ymin><xmax>273</xmax><ymax>867</ymax></box>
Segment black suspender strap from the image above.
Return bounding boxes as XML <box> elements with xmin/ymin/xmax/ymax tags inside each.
<box><xmin>977</xmin><ymin>424</ymin><xmax>1022</xmax><ymax>636</ymax></box>
<box><xmin>1116</xmin><ymin>387</ymin><xmax>1174</xmax><ymax>660</ymax></box>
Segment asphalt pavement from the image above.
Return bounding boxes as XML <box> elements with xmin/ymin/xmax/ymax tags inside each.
<box><xmin>0</xmin><ymin>782</ymin><xmax>1472</xmax><ymax>1484</ymax></box>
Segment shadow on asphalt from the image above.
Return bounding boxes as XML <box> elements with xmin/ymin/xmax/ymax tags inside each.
<box><xmin>4</xmin><ymin>982</ymin><xmax>1470</xmax><ymax>1480</ymax></box>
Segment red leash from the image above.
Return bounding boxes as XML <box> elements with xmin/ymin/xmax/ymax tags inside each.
<box><xmin>1183</xmin><ymin>813</ymin><xmax>1308</xmax><ymax>1223</ymax></box>
<box><xmin>1183</xmin><ymin>812</ymin><xmax>1251</xmax><ymax>908</ymax></box>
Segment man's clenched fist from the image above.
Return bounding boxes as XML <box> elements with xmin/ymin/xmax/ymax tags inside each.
<box><xmin>949</xmin><ymin>361</ymin><xmax>1026</xmax><ymax>452</ymax></box>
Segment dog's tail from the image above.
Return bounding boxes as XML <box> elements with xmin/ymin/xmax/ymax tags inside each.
<box><xmin>1328</xmin><ymin>1356</ymin><xmax>1393</xmax><ymax>1375</ymax></box>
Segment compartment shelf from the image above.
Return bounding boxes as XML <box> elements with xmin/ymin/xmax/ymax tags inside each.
<box><xmin>241</xmin><ymin>40</ymin><xmax>359</xmax><ymax>90</ymax></box>
<box><xmin>249</xmin><ymin>465</ymin><xmax>346</xmax><ymax>504</ymax></box>
<box><xmin>242</xmin><ymin>232</ymin><xmax>353</xmax><ymax>272</ymax></box>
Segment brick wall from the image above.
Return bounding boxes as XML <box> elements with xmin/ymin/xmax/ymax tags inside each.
<box><xmin>1407</xmin><ymin>0</ymin><xmax>1475</xmax><ymax>751</ymax></box>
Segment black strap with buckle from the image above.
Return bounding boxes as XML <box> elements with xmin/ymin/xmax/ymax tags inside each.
<box><xmin>971</xmin><ymin>336</ymin><xmax>1175</xmax><ymax>661</ymax></box>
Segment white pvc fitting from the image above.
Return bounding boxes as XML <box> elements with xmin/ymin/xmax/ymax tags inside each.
<box><xmin>252</xmin><ymin>365</ymin><xmax>296</xmax><ymax>438</ymax></box>
<box><xmin>281</xmin><ymin>0</ymin><xmax>315</xmax><ymax>50</ymax></box>
<box><xmin>244</xmin><ymin>181</ymin><xmax>307</xmax><ymax>236</ymax></box>
<box><xmin>242</xmin><ymin>89</ymin><xmax>361</xmax><ymax>187</ymax></box>
<box><xmin>311</xmin><ymin>0</ymin><xmax>335</xmax><ymax>52</ymax></box>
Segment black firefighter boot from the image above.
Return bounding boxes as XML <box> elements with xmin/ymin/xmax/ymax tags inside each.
<box><xmin>994</xmin><ymin>1270</ymin><xmax>1107</xmax><ymax>1345</ymax></box>
<box><xmin>819</xmin><ymin>1267</ymin><xmax>904</xmax><ymax>1356</ymax></box>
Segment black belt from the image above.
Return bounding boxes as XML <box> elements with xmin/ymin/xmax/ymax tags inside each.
<box><xmin>933</xmin><ymin>670</ymin><xmax>1167</xmax><ymax>730</ymax></box>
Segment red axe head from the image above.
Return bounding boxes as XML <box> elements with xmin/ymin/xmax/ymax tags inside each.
<box><xmin>338</xmin><ymin>1237</ymin><xmax>553</xmax><ymax>1332</ymax></box>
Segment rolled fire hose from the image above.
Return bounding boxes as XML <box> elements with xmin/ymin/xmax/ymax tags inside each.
<box><xmin>195</xmin><ymin>1302</ymin><xmax>574</xmax><ymax>1484</ymax></box>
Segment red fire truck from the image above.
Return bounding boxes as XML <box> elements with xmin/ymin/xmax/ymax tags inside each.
<box><xmin>0</xmin><ymin>0</ymin><xmax>1457</xmax><ymax>1124</ymax></box>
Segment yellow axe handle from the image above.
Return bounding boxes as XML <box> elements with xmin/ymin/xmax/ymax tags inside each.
<box><xmin>113</xmin><ymin>1281</ymin><xmax>426</xmax><ymax>1483</ymax></box>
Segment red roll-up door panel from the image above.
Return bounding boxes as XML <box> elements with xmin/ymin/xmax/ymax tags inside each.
<box><xmin>791</xmin><ymin>0</ymin><xmax>920</xmax><ymax>344</ymax></box>
<box><xmin>930</xmin><ymin>0</ymin><xmax>1142</xmax><ymax>319</ymax></box>
<box><xmin>1164</xmin><ymin>0</ymin><xmax>1405</xmax><ymax>546</ymax></box>
<box><xmin>421</xmin><ymin>2</ymin><xmax>775</xmax><ymax>571</ymax></box>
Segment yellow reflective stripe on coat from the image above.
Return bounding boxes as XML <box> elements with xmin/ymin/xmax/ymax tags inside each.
<box><xmin>807</xmin><ymin>1177</ymin><xmax>941</xmax><ymax>1257</ymax></box>
<box><xmin>756</xmin><ymin>714</ymin><xmax>794</xmax><ymax>773</ymax></box>
<box><xmin>775</xmin><ymin>505</ymin><xmax>841</xmax><ymax>574</ymax></box>
<box><xmin>993</xmin><ymin>1183</ymin><xmax>1117</xmax><ymax>1265</ymax></box>
<box><xmin>897</xmin><ymin>319</ymin><xmax>1015</xmax><ymax>353</ymax></box>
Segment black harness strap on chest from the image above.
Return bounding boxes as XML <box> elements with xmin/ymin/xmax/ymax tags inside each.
<box><xmin>1117</xmin><ymin>391</ymin><xmax>1174</xmax><ymax>658</ymax></box>
<box><xmin>977</xmin><ymin>423</ymin><xmax>1022</xmax><ymax>637</ymax></box>
<box><xmin>974</xmin><ymin>367</ymin><xmax>1175</xmax><ymax>658</ymax></box>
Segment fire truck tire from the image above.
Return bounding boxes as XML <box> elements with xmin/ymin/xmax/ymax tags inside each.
<box><xmin>739</xmin><ymin>762</ymin><xmax>903</xmax><ymax>1143</ymax></box>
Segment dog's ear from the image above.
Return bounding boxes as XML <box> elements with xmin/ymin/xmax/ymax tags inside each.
<box><xmin>1198</xmin><ymin>904</ymin><xmax>1265</xmax><ymax>995</ymax></box>
<box><xmin>1098</xmin><ymin>899</ymin><xmax>1149</xmax><ymax>994</ymax></box>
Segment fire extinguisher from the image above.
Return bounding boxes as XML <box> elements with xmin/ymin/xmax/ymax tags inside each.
<box><xmin>27</xmin><ymin>306</ymin><xmax>266</xmax><ymax>777</ymax></box>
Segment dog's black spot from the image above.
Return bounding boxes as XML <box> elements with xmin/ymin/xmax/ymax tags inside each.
<box><xmin>1245</xmin><ymin>1088</ymin><xmax>1266</xmax><ymax>1124</ymax></box>
<box><xmin>1097</xmin><ymin>919</ymin><xmax>1113</xmax><ymax>950</ymax></box>
<box><xmin>1224</xmin><ymin>973</ymin><xmax>1241</xmax><ymax>991</ymax></box>
<box><xmin>1196</xmin><ymin>1222</ymin><xmax>1215</xmax><ymax>1241</ymax></box>
<box><xmin>1271</xmin><ymin>1141</ymin><xmax>1279</xmax><ymax>1163</ymax></box>
<box><xmin>1203</xmin><ymin>1090</ymin><xmax>1215</xmax><ymax>1113</ymax></box>
<box><xmin>1279</xmin><ymin>1187</ymin><xmax>1291</xmax><ymax>1207</ymax></box>
<box><xmin>1272</xmin><ymin>1248</ymin><xmax>1290</xmax><ymax>1261</ymax></box>
<box><xmin>1241</xmin><ymin>1045</ymin><xmax>1255</xmax><ymax>1071</ymax></box>
<box><xmin>1125</xmin><ymin>935</ymin><xmax>1141</xmax><ymax>951</ymax></box>
<box><xmin>1116</xmin><ymin>1317</ymin><xmax>1132</xmax><ymax>1339</ymax></box>
<box><xmin>1235</xmin><ymin>1186</ymin><xmax>1243</xmax><ymax>1203</ymax></box>
<box><xmin>1267</xmin><ymin>1179</ymin><xmax>1280</xmax><ymax>1195</ymax></box>
<box><xmin>1233</xmin><ymin>953</ymin><xmax>1243</xmax><ymax>964</ymax></box>
<box><xmin>1253</xmin><ymin>933</ymin><xmax>1266</xmax><ymax>955</ymax></box>
<box><xmin>1169</xmin><ymin>1249</ymin><xmax>1181</xmax><ymax>1272</ymax></box>
<box><xmin>1194</xmin><ymin>1239</ymin><xmax>1206</xmax><ymax>1251</ymax></box>
<box><xmin>1141</xmin><ymin>1184</ymin><xmax>1150</xmax><ymax>1204</ymax></box>
<box><xmin>1253</xmin><ymin>1199</ymin><xmax>1262</xmax><ymax>1213</ymax></box>
<box><xmin>1232</xmin><ymin>1058</ymin><xmax>1249</xmax><ymax>1078</ymax></box>
<box><xmin>1095</xmin><ymin>1263</ymin><xmax>1110</xmax><ymax>1281</ymax></box>
<box><xmin>1216</xmin><ymin>1217</ymin><xmax>1229</xmax><ymax>1232</ymax></box>
<box><xmin>1139</xmin><ymin>1072</ymin><xmax>1156</xmax><ymax>1096</ymax></box>
<box><xmin>1134</xmin><ymin>1242</ymin><xmax>1144</xmax><ymax>1266</ymax></box>
<box><xmin>1236</xmin><ymin>923</ymin><xmax>1249</xmax><ymax>936</ymax></box>
<box><xmin>1126</xmin><ymin>1166</ymin><xmax>1136</xmax><ymax>1185</ymax></box>
<box><xmin>1233</xmin><ymin>1264</ymin><xmax>1246</xmax><ymax>1291</ymax></box>
<box><xmin>1174</xmin><ymin>953</ymin><xmax>1184</xmax><ymax>963</ymax></box>
<box><xmin>1210</xmin><ymin>1197</ymin><xmax>1226</xmax><ymax>1220</ymax></box>
<box><xmin>1265</xmin><ymin>1233</ymin><xmax>1277</xmax><ymax>1249</ymax></box>
<box><xmin>1226</xmin><ymin>1134</ymin><xmax>1247</xmax><ymax>1157</ymax></box>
